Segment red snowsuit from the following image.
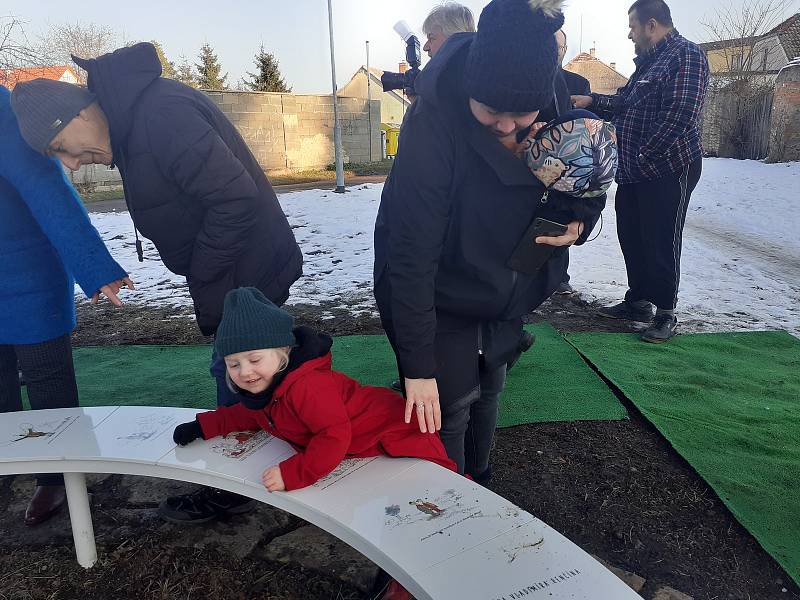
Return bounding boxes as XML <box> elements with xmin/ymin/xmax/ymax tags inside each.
<box><xmin>196</xmin><ymin>353</ymin><xmax>456</xmax><ymax>491</ymax></box>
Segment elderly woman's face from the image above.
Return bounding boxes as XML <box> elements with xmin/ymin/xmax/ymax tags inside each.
<box><xmin>469</xmin><ymin>99</ymin><xmax>539</xmax><ymax>140</ymax></box>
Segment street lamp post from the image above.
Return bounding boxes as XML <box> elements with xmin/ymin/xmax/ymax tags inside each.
<box><xmin>366</xmin><ymin>40</ymin><xmax>373</xmax><ymax>163</ymax></box>
<box><xmin>327</xmin><ymin>0</ymin><xmax>346</xmax><ymax>193</ymax></box>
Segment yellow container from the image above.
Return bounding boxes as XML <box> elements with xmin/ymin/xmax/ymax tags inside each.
<box><xmin>382</xmin><ymin>124</ymin><xmax>401</xmax><ymax>158</ymax></box>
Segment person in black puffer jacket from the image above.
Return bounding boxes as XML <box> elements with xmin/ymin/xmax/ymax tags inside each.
<box><xmin>374</xmin><ymin>0</ymin><xmax>605</xmax><ymax>483</ymax></box>
<box><xmin>12</xmin><ymin>42</ymin><xmax>303</xmax><ymax>522</ymax></box>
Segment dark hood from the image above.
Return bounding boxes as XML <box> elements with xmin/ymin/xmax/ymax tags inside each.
<box><xmin>414</xmin><ymin>32</ymin><xmax>473</xmax><ymax>114</ymax></box>
<box><xmin>72</xmin><ymin>42</ymin><xmax>162</xmax><ymax>149</ymax></box>
<box><xmin>238</xmin><ymin>326</ymin><xmax>333</xmax><ymax>410</ymax></box>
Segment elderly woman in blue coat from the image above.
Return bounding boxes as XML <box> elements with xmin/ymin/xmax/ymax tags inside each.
<box><xmin>0</xmin><ymin>85</ymin><xmax>132</xmax><ymax>526</ymax></box>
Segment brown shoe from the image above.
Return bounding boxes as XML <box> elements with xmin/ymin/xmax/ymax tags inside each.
<box><xmin>25</xmin><ymin>485</ymin><xmax>67</xmax><ymax>527</ymax></box>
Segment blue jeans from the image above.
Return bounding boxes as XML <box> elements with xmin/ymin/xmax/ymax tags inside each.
<box><xmin>210</xmin><ymin>349</ymin><xmax>240</xmax><ymax>407</ymax></box>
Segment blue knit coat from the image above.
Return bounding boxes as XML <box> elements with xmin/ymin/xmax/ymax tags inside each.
<box><xmin>0</xmin><ymin>86</ymin><xmax>127</xmax><ymax>344</ymax></box>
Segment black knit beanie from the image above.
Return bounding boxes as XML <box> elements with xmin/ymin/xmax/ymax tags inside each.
<box><xmin>214</xmin><ymin>288</ymin><xmax>295</xmax><ymax>358</ymax></box>
<box><xmin>465</xmin><ymin>0</ymin><xmax>565</xmax><ymax>112</ymax></box>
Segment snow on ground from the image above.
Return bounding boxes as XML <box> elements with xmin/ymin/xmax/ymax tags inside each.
<box><xmin>83</xmin><ymin>159</ymin><xmax>800</xmax><ymax>336</ymax></box>
<box><xmin>570</xmin><ymin>158</ymin><xmax>800</xmax><ymax>334</ymax></box>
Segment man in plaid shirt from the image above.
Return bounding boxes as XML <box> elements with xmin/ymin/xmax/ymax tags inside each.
<box><xmin>573</xmin><ymin>0</ymin><xmax>709</xmax><ymax>343</ymax></box>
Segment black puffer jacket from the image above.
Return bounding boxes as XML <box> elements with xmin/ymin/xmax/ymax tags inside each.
<box><xmin>374</xmin><ymin>33</ymin><xmax>605</xmax><ymax>380</ymax></box>
<box><xmin>74</xmin><ymin>43</ymin><xmax>302</xmax><ymax>334</ymax></box>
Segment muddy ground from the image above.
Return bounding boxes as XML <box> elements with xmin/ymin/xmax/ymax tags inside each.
<box><xmin>2</xmin><ymin>293</ymin><xmax>798</xmax><ymax>600</ymax></box>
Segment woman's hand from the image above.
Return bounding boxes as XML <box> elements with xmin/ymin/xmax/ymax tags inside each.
<box><xmin>535</xmin><ymin>221</ymin><xmax>584</xmax><ymax>247</ymax></box>
<box><xmin>570</xmin><ymin>95</ymin><xmax>592</xmax><ymax>109</ymax></box>
<box><xmin>262</xmin><ymin>465</ymin><xmax>286</xmax><ymax>492</ymax></box>
<box><xmin>91</xmin><ymin>276</ymin><xmax>135</xmax><ymax>307</ymax></box>
<box><xmin>404</xmin><ymin>378</ymin><xmax>441</xmax><ymax>433</ymax></box>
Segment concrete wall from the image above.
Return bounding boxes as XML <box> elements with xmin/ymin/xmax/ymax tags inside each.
<box><xmin>206</xmin><ymin>90</ymin><xmax>382</xmax><ymax>171</ymax></box>
<box><xmin>67</xmin><ymin>164</ymin><xmax>123</xmax><ymax>190</ymax></box>
<box><xmin>66</xmin><ymin>90</ymin><xmax>382</xmax><ymax>188</ymax></box>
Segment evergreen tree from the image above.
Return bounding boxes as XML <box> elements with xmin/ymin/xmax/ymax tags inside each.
<box><xmin>244</xmin><ymin>45</ymin><xmax>291</xmax><ymax>93</ymax></box>
<box><xmin>195</xmin><ymin>42</ymin><xmax>228</xmax><ymax>90</ymax></box>
<box><xmin>151</xmin><ymin>40</ymin><xmax>176</xmax><ymax>79</ymax></box>
<box><xmin>174</xmin><ymin>55</ymin><xmax>198</xmax><ymax>88</ymax></box>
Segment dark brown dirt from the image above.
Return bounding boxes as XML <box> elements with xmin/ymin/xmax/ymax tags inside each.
<box><xmin>3</xmin><ymin>293</ymin><xmax>798</xmax><ymax>600</ymax></box>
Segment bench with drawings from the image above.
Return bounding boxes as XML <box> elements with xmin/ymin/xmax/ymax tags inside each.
<box><xmin>0</xmin><ymin>406</ymin><xmax>642</xmax><ymax>600</ymax></box>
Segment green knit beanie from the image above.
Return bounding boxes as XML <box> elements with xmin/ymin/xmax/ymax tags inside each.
<box><xmin>214</xmin><ymin>288</ymin><xmax>295</xmax><ymax>357</ymax></box>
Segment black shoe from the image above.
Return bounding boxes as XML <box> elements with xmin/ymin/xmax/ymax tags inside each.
<box><xmin>507</xmin><ymin>330</ymin><xmax>536</xmax><ymax>371</ymax></box>
<box><xmin>470</xmin><ymin>466</ymin><xmax>493</xmax><ymax>487</ymax></box>
<box><xmin>389</xmin><ymin>379</ymin><xmax>402</xmax><ymax>392</ymax></box>
<box><xmin>555</xmin><ymin>282</ymin><xmax>575</xmax><ymax>295</ymax></box>
<box><xmin>158</xmin><ymin>487</ymin><xmax>256</xmax><ymax>524</ymax></box>
<box><xmin>598</xmin><ymin>300</ymin><xmax>654</xmax><ymax>322</ymax></box>
<box><xmin>641</xmin><ymin>314</ymin><xmax>678</xmax><ymax>343</ymax></box>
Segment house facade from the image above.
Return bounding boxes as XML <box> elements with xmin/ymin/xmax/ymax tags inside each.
<box><xmin>564</xmin><ymin>48</ymin><xmax>629</xmax><ymax>95</ymax></box>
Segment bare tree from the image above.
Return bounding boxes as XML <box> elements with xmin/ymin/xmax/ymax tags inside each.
<box><xmin>38</xmin><ymin>21</ymin><xmax>121</xmax><ymax>82</ymax></box>
<box><xmin>0</xmin><ymin>15</ymin><xmax>44</xmax><ymax>75</ymax></box>
<box><xmin>701</xmin><ymin>0</ymin><xmax>794</xmax><ymax>81</ymax></box>
<box><xmin>700</xmin><ymin>0</ymin><xmax>796</xmax><ymax>158</ymax></box>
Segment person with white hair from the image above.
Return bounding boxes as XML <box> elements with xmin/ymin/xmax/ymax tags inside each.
<box><xmin>422</xmin><ymin>1</ymin><xmax>476</xmax><ymax>58</ymax></box>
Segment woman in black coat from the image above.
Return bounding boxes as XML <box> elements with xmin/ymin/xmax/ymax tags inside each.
<box><xmin>374</xmin><ymin>0</ymin><xmax>604</xmax><ymax>481</ymax></box>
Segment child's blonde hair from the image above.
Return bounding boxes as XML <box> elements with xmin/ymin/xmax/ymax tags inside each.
<box><xmin>225</xmin><ymin>346</ymin><xmax>292</xmax><ymax>393</ymax></box>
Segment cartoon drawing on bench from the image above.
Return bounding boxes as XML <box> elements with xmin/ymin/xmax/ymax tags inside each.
<box><xmin>115</xmin><ymin>413</ymin><xmax>177</xmax><ymax>447</ymax></box>
<box><xmin>2</xmin><ymin>416</ymin><xmax>77</xmax><ymax>447</ymax></box>
<box><xmin>210</xmin><ymin>430</ymin><xmax>272</xmax><ymax>460</ymax></box>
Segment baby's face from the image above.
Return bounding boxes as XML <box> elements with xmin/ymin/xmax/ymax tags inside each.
<box><xmin>225</xmin><ymin>349</ymin><xmax>283</xmax><ymax>394</ymax></box>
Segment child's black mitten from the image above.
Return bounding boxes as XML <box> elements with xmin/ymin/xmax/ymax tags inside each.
<box><xmin>173</xmin><ymin>420</ymin><xmax>204</xmax><ymax>446</ymax></box>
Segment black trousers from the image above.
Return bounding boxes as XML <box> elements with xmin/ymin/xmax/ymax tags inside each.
<box><xmin>0</xmin><ymin>334</ymin><xmax>79</xmax><ymax>486</ymax></box>
<box><xmin>380</xmin><ymin>317</ymin><xmax>505</xmax><ymax>478</ymax></box>
<box><xmin>616</xmin><ymin>158</ymin><xmax>702</xmax><ymax>310</ymax></box>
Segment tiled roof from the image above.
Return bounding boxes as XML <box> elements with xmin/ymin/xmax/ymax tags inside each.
<box><xmin>774</xmin><ymin>13</ymin><xmax>800</xmax><ymax>60</ymax></box>
<box><xmin>0</xmin><ymin>65</ymin><xmax>79</xmax><ymax>89</ymax></box>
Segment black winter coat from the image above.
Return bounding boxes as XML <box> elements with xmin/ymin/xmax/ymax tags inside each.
<box><xmin>74</xmin><ymin>43</ymin><xmax>302</xmax><ymax>335</ymax></box>
<box><xmin>374</xmin><ymin>33</ymin><xmax>605</xmax><ymax>387</ymax></box>
<box><xmin>562</xmin><ymin>69</ymin><xmax>591</xmax><ymax>96</ymax></box>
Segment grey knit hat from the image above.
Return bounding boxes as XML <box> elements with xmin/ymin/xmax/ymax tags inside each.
<box><xmin>10</xmin><ymin>79</ymin><xmax>97</xmax><ymax>155</ymax></box>
<box><xmin>465</xmin><ymin>0</ymin><xmax>565</xmax><ymax>112</ymax></box>
<box><xmin>214</xmin><ymin>288</ymin><xmax>296</xmax><ymax>358</ymax></box>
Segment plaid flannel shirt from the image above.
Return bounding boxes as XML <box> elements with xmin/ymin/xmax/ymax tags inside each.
<box><xmin>590</xmin><ymin>30</ymin><xmax>709</xmax><ymax>184</ymax></box>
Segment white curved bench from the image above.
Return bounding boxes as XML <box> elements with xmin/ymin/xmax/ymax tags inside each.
<box><xmin>0</xmin><ymin>406</ymin><xmax>641</xmax><ymax>600</ymax></box>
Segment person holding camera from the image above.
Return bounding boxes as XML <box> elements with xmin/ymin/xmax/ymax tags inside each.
<box><xmin>374</xmin><ymin>0</ymin><xmax>603</xmax><ymax>483</ymax></box>
<box><xmin>422</xmin><ymin>2</ymin><xmax>475</xmax><ymax>58</ymax></box>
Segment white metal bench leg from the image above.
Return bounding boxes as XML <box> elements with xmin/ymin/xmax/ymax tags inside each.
<box><xmin>63</xmin><ymin>472</ymin><xmax>97</xmax><ymax>568</ymax></box>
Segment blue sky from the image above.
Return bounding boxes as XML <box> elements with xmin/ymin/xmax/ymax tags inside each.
<box><xmin>4</xmin><ymin>0</ymin><xmax>797</xmax><ymax>93</ymax></box>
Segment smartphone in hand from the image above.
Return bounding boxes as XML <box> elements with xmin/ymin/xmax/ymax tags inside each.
<box><xmin>506</xmin><ymin>217</ymin><xmax>568</xmax><ymax>275</ymax></box>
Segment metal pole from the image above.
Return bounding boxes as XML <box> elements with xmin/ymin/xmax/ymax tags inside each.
<box><xmin>327</xmin><ymin>0</ymin><xmax>346</xmax><ymax>193</ymax></box>
<box><xmin>366</xmin><ymin>40</ymin><xmax>373</xmax><ymax>162</ymax></box>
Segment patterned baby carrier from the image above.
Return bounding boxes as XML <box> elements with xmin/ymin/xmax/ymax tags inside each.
<box><xmin>522</xmin><ymin>109</ymin><xmax>618</xmax><ymax>199</ymax></box>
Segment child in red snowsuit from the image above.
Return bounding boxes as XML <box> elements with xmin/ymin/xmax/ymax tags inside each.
<box><xmin>172</xmin><ymin>287</ymin><xmax>456</xmax><ymax>492</ymax></box>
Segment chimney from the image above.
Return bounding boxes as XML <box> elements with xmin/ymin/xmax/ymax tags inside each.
<box><xmin>399</xmin><ymin>61</ymin><xmax>409</xmax><ymax>73</ymax></box>
<box><xmin>590</xmin><ymin>47</ymin><xmax>596</xmax><ymax>57</ymax></box>
<box><xmin>610</xmin><ymin>62</ymin><xmax>616</xmax><ymax>71</ymax></box>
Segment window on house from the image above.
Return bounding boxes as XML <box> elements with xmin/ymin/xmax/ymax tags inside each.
<box><xmin>762</xmin><ymin>48</ymin><xmax>769</xmax><ymax>71</ymax></box>
<box><xmin>731</xmin><ymin>53</ymin><xmax>742</xmax><ymax>71</ymax></box>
